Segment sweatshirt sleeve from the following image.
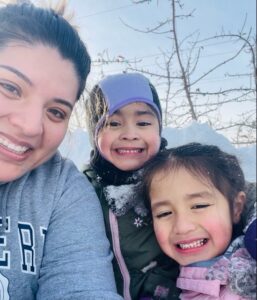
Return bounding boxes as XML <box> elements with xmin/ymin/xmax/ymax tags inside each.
<box><xmin>37</xmin><ymin>159</ymin><xmax>123</xmax><ymax>300</ymax></box>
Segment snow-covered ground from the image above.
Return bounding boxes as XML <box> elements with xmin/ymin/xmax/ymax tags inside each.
<box><xmin>59</xmin><ymin>121</ymin><xmax>256</xmax><ymax>182</ymax></box>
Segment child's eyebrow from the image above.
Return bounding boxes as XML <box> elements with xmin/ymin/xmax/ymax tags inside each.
<box><xmin>185</xmin><ymin>191</ymin><xmax>213</xmax><ymax>200</ymax></box>
<box><xmin>151</xmin><ymin>200</ymin><xmax>170</xmax><ymax>210</ymax></box>
<box><xmin>113</xmin><ymin>109</ymin><xmax>156</xmax><ymax>117</ymax></box>
<box><xmin>151</xmin><ymin>191</ymin><xmax>213</xmax><ymax>210</ymax></box>
<box><xmin>136</xmin><ymin>110</ymin><xmax>156</xmax><ymax>117</ymax></box>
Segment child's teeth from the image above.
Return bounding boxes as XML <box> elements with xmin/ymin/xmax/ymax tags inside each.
<box><xmin>118</xmin><ymin>149</ymin><xmax>140</xmax><ymax>153</ymax></box>
<box><xmin>179</xmin><ymin>239</ymin><xmax>205</xmax><ymax>249</ymax></box>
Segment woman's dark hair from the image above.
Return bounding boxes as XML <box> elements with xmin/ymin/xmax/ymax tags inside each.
<box><xmin>142</xmin><ymin>143</ymin><xmax>245</xmax><ymax>215</ymax></box>
<box><xmin>0</xmin><ymin>0</ymin><xmax>91</xmax><ymax>100</ymax></box>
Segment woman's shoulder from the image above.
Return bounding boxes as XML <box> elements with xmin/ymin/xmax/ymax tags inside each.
<box><xmin>33</xmin><ymin>152</ymin><xmax>80</xmax><ymax>181</ymax></box>
<box><xmin>25</xmin><ymin>153</ymin><xmax>101</xmax><ymax>210</ymax></box>
<box><xmin>13</xmin><ymin>152</ymin><xmax>89</xmax><ymax>195</ymax></box>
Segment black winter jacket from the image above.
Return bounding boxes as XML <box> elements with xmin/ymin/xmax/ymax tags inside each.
<box><xmin>84</xmin><ymin>155</ymin><xmax>180</xmax><ymax>300</ymax></box>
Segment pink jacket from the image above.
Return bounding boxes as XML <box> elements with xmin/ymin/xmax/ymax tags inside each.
<box><xmin>177</xmin><ymin>246</ymin><xmax>255</xmax><ymax>300</ymax></box>
<box><xmin>177</xmin><ymin>266</ymin><xmax>244</xmax><ymax>299</ymax></box>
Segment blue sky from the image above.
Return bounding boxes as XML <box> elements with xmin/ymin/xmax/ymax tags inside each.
<box><xmin>68</xmin><ymin>0</ymin><xmax>256</xmax><ymax>90</ymax></box>
<box><xmin>42</xmin><ymin>0</ymin><xmax>254</xmax><ymax>143</ymax></box>
<box><xmin>64</xmin><ymin>0</ymin><xmax>256</xmax><ymax>141</ymax></box>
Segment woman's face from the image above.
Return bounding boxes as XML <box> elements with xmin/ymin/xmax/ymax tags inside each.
<box><xmin>0</xmin><ymin>43</ymin><xmax>79</xmax><ymax>182</ymax></box>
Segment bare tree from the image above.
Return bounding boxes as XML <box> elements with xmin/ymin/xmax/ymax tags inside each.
<box><xmin>119</xmin><ymin>0</ymin><xmax>256</xmax><ymax>145</ymax></box>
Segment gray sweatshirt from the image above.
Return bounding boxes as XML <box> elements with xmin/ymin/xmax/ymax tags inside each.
<box><xmin>0</xmin><ymin>152</ymin><xmax>122</xmax><ymax>300</ymax></box>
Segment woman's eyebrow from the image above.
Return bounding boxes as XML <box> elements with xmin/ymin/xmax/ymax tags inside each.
<box><xmin>0</xmin><ymin>64</ymin><xmax>33</xmax><ymax>86</ymax></box>
<box><xmin>0</xmin><ymin>65</ymin><xmax>74</xmax><ymax>110</ymax></box>
<box><xmin>54</xmin><ymin>98</ymin><xmax>73</xmax><ymax>111</ymax></box>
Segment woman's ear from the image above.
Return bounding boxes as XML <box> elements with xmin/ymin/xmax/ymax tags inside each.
<box><xmin>233</xmin><ymin>191</ymin><xmax>246</xmax><ymax>223</ymax></box>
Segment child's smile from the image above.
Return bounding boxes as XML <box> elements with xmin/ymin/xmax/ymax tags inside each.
<box><xmin>150</xmin><ymin>167</ymin><xmax>233</xmax><ymax>266</ymax></box>
<box><xmin>114</xmin><ymin>147</ymin><xmax>144</xmax><ymax>155</ymax></box>
<box><xmin>97</xmin><ymin>102</ymin><xmax>161</xmax><ymax>171</ymax></box>
<box><xmin>176</xmin><ymin>238</ymin><xmax>208</xmax><ymax>252</ymax></box>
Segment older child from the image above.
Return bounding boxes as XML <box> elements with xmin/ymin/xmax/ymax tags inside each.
<box><xmin>141</xmin><ymin>143</ymin><xmax>256</xmax><ymax>299</ymax></box>
<box><xmin>84</xmin><ymin>72</ymin><xmax>180</xmax><ymax>299</ymax></box>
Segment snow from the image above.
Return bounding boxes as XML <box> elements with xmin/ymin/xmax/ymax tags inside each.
<box><xmin>59</xmin><ymin>121</ymin><xmax>256</xmax><ymax>182</ymax></box>
<box><xmin>105</xmin><ymin>184</ymin><xmax>137</xmax><ymax>210</ymax></box>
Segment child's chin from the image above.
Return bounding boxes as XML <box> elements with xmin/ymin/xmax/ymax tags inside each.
<box><xmin>116</xmin><ymin>162</ymin><xmax>144</xmax><ymax>171</ymax></box>
<box><xmin>179</xmin><ymin>258</ymin><xmax>198</xmax><ymax>266</ymax></box>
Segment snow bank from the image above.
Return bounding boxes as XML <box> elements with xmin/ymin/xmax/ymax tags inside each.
<box><xmin>59</xmin><ymin>122</ymin><xmax>256</xmax><ymax>181</ymax></box>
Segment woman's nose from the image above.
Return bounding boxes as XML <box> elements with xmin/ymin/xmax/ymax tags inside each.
<box><xmin>9</xmin><ymin>105</ymin><xmax>44</xmax><ymax>137</ymax></box>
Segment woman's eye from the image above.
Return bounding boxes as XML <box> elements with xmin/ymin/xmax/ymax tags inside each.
<box><xmin>47</xmin><ymin>108</ymin><xmax>66</xmax><ymax>121</ymax></box>
<box><xmin>155</xmin><ymin>211</ymin><xmax>172</xmax><ymax>219</ymax></box>
<box><xmin>0</xmin><ymin>82</ymin><xmax>21</xmax><ymax>97</ymax></box>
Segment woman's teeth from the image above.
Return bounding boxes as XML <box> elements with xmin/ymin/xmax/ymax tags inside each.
<box><xmin>0</xmin><ymin>137</ymin><xmax>29</xmax><ymax>154</ymax></box>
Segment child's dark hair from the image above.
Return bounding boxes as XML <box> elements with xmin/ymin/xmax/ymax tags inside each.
<box><xmin>85</xmin><ymin>82</ymin><xmax>162</xmax><ymax>147</ymax></box>
<box><xmin>0</xmin><ymin>0</ymin><xmax>90</xmax><ymax>100</ymax></box>
<box><xmin>142</xmin><ymin>143</ymin><xmax>245</xmax><ymax>216</ymax></box>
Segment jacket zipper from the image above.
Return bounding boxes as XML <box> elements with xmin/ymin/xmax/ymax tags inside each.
<box><xmin>109</xmin><ymin>210</ymin><xmax>132</xmax><ymax>300</ymax></box>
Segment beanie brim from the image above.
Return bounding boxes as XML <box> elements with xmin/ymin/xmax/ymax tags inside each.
<box><xmin>96</xmin><ymin>73</ymin><xmax>162</xmax><ymax>134</ymax></box>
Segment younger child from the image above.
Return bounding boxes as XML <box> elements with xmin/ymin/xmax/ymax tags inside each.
<box><xmin>84</xmin><ymin>73</ymin><xmax>180</xmax><ymax>299</ymax></box>
<box><xmin>141</xmin><ymin>143</ymin><xmax>256</xmax><ymax>299</ymax></box>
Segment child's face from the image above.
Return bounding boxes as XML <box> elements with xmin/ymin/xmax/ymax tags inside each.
<box><xmin>97</xmin><ymin>102</ymin><xmax>161</xmax><ymax>171</ymax></box>
<box><xmin>150</xmin><ymin>167</ymin><xmax>233</xmax><ymax>266</ymax></box>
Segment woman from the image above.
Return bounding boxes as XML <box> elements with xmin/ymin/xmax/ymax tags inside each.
<box><xmin>0</xmin><ymin>1</ymin><xmax>122</xmax><ymax>299</ymax></box>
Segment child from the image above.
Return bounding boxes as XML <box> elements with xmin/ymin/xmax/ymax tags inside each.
<box><xmin>84</xmin><ymin>73</ymin><xmax>181</xmax><ymax>299</ymax></box>
<box><xmin>141</xmin><ymin>143</ymin><xmax>256</xmax><ymax>299</ymax></box>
